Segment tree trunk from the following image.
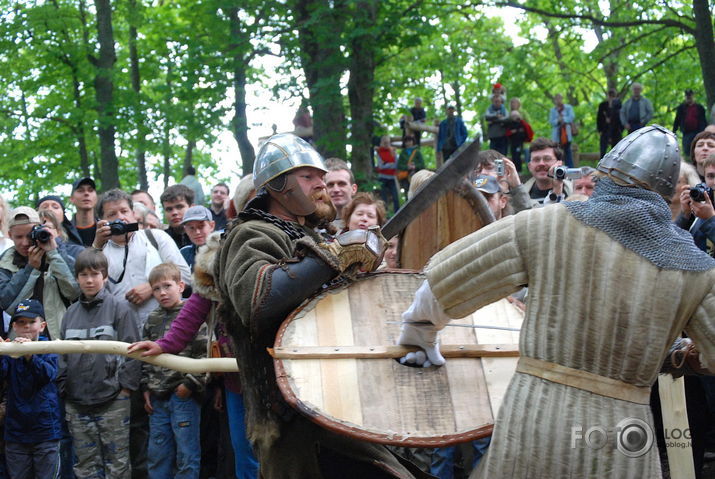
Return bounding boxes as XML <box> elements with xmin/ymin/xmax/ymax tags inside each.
<box><xmin>452</xmin><ymin>80</ymin><xmax>463</xmax><ymax>117</ymax></box>
<box><xmin>163</xmin><ymin>64</ymin><xmax>173</xmax><ymax>189</ymax></box>
<box><xmin>128</xmin><ymin>0</ymin><xmax>148</xmax><ymax>190</ymax></box>
<box><xmin>592</xmin><ymin>21</ymin><xmax>619</xmax><ymax>93</ymax></box>
<box><xmin>163</xmin><ymin>121</ymin><xmax>171</xmax><ymax>189</ymax></box>
<box><xmin>347</xmin><ymin>0</ymin><xmax>378</xmax><ymax>181</ymax></box>
<box><xmin>294</xmin><ymin>0</ymin><xmax>347</xmax><ymax>159</ymax></box>
<box><xmin>183</xmin><ymin>140</ymin><xmax>195</xmax><ymax>175</ymax></box>
<box><xmin>228</xmin><ymin>8</ymin><xmax>255</xmax><ymax>176</ymax></box>
<box><xmin>692</xmin><ymin>0</ymin><xmax>715</xmax><ymax>110</ymax></box>
<box><xmin>93</xmin><ymin>0</ymin><xmax>119</xmax><ymax>189</ymax></box>
<box><xmin>545</xmin><ymin>21</ymin><xmax>577</xmax><ymax>106</ymax></box>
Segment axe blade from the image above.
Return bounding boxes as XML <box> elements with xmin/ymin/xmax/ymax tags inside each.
<box><xmin>381</xmin><ymin>139</ymin><xmax>481</xmax><ymax>240</ymax></box>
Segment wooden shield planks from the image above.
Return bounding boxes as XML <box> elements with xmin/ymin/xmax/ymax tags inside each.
<box><xmin>274</xmin><ymin>271</ymin><xmax>522</xmax><ymax>447</ymax></box>
<box><xmin>399</xmin><ymin>182</ymin><xmax>490</xmax><ymax>270</ymax></box>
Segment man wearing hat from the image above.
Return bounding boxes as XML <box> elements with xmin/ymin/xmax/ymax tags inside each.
<box><xmin>69</xmin><ymin>177</ymin><xmax>99</xmax><ymax>247</ymax></box>
<box><xmin>0</xmin><ymin>207</ymin><xmax>79</xmax><ymax>340</ymax></box>
<box><xmin>474</xmin><ymin>175</ymin><xmax>508</xmax><ymax>220</ymax></box>
<box><xmin>673</xmin><ymin>89</ymin><xmax>707</xmax><ymax>156</ymax></box>
<box><xmin>36</xmin><ymin>195</ymin><xmax>84</xmax><ymax>246</ymax></box>
<box><xmin>179</xmin><ymin>205</ymin><xmax>215</xmax><ymax>270</ymax></box>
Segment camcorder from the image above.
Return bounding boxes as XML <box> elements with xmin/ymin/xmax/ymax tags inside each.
<box><xmin>108</xmin><ymin>220</ymin><xmax>139</xmax><ymax>236</ymax></box>
<box><xmin>689</xmin><ymin>183</ymin><xmax>714</xmax><ymax>203</ymax></box>
<box><xmin>554</xmin><ymin>166</ymin><xmax>590</xmax><ymax>181</ymax></box>
<box><xmin>28</xmin><ymin>225</ymin><xmax>51</xmax><ymax>245</ymax></box>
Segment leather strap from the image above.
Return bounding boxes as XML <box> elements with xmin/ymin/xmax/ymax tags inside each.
<box><xmin>516</xmin><ymin>357</ymin><xmax>651</xmax><ymax>405</ymax></box>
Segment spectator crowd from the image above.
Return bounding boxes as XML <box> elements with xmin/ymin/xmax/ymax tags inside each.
<box><xmin>0</xmin><ymin>80</ymin><xmax>713</xmax><ymax>479</ymax></box>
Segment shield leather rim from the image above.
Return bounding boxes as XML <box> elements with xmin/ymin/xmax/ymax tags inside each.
<box><xmin>273</xmin><ymin>270</ymin><xmax>497</xmax><ymax>447</ymax></box>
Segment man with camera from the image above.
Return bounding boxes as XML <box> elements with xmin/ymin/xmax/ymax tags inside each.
<box><xmin>522</xmin><ymin>137</ymin><xmax>573</xmax><ymax>207</ymax></box>
<box><xmin>0</xmin><ymin>207</ymin><xmax>79</xmax><ymax>340</ymax></box>
<box><xmin>92</xmin><ymin>189</ymin><xmax>191</xmax><ymax>326</ymax></box>
<box><xmin>676</xmin><ymin>153</ymin><xmax>715</xmax><ymax>255</ymax></box>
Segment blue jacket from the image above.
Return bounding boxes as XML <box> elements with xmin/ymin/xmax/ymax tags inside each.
<box><xmin>437</xmin><ymin>116</ymin><xmax>468</xmax><ymax>152</ymax></box>
<box><xmin>675</xmin><ymin>213</ymin><xmax>715</xmax><ymax>256</ymax></box>
<box><xmin>0</xmin><ymin>337</ymin><xmax>62</xmax><ymax>443</ymax></box>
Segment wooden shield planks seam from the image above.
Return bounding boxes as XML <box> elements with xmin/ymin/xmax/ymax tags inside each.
<box><xmin>274</xmin><ymin>271</ymin><xmax>523</xmax><ymax>447</ymax></box>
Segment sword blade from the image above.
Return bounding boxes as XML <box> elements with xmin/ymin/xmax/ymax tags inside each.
<box><xmin>381</xmin><ymin>139</ymin><xmax>480</xmax><ymax>240</ymax></box>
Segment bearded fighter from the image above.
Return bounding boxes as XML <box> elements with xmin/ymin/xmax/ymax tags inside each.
<box><xmin>216</xmin><ymin>134</ymin><xmax>428</xmax><ymax>479</ymax></box>
<box><xmin>399</xmin><ymin>126</ymin><xmax>715</xmax><ymax>478</ymax></box>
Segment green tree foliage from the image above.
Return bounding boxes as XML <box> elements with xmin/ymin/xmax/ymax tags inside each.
<box><xmin>0</xmin><ymin>0</ymin><xmax>712</xmax><ymax>204</ymax></box>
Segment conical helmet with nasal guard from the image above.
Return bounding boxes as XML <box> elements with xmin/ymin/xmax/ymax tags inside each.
<box><xmin>596</xmin><ymin>125</ymin><xmax>680</xmax><ymax>199</ymax></box>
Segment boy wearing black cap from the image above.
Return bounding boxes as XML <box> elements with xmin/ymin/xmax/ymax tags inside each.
<box><xmin>1</xmin><ymin>299</ymin><xmax>62</xmax><ymax>479</ymax></box>
<box><xmin>69</xmin><ymin>177</ymin><xmax>99</xmax><ymax>247</ymax></box>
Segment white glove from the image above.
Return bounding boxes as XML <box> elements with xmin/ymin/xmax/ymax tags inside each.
<box><xmin>397</xmin><ymin>280</ymin><xmax>451</xmax><ymax>367</ymax></box>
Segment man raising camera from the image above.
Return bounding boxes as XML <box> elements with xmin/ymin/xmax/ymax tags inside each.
<box><xmin>93</xmin><ymin>189</ymin><xmax>191</xmax><ymax>326</ymax></box>
<box><xmin>0</xmin><ymin>207</ymin><xmax>79</xmax><ymax>340</ymax></box>
<box><xmin>676</xmin><ymin>153</ymin><xmax>715</xmax><ymax>255</ymax></box>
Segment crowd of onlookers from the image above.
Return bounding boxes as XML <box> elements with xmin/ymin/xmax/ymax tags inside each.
<box><xmin>0</xmin><ymin>80</ymin><xmax>714</xmax><ymax>479</ymax></box>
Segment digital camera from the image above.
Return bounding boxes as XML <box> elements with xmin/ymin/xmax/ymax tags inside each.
<box><xmin>554</xmin><ymin>166</ymin><xmax>587</xmax><ymax>181</ymax></box>
<box><xmin>108</xmin><ymin>220</ymin><xmax>139</xmax><ymax>236</ymax></box>
<box><xmin>28</xmin><ymin>225</ymin><xmax>51</xmax><ymax>245</ymax></box>
<box><xmin>690</xmin><ymin>183</ymin><xmax>714</xmax><ymax>203</ymax></box>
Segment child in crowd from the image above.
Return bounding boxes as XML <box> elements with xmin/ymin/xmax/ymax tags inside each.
<box><xmin>1</xmin><ymin>299</ymin><xmax>62</xmax><ymax>479</ymax></box>
<box><xmin>342</xmin><ymin>192</ymin><xmax>386</xmax><ymax>232</ymax></box>
<box><xmin>179</xmin><ymin>205</ymin><xmax>215</xmax><ymax>270</ymax></box>
<box><xmin>141</xmin><ymin>262</ymin><xmax>208</xmax><ymax>479</ymax></box>
<box><xmin>128</xmin><ymin>236</ymin><xmax>259</xmax><ymax>479</ymax></box>
<box><xmin>61</xmin><ymin>248</ymin><xmax>140</xmax><ymax>478</ymax></box>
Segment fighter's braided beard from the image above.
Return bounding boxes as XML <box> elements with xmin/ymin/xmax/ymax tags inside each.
<box><xmin>304</xmin><ymin>189</ymin><xmax>337</xmax><ymax>229</ymax></box>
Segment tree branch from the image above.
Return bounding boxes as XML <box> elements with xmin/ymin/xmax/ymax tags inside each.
<box><xmin>493</xmin><ymin>1</ymin><xmax>695</xmax><ymax>34</ymax></box>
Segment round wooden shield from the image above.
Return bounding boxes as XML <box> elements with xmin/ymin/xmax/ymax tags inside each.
<box><xmin>273</xmin><ymin>271</ymin><xmax>522</xmax><ymax>447</ymax></box>
<box><xmin>399</xmin><ymin>180</ymin><xmax>493</xmax><ymax>271</ymax></box>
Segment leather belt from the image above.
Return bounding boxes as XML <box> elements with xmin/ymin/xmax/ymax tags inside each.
<box><xmin>516</xmin><ymin>357</ymin><xmax>651</xmax><ymax>405</ymax></box>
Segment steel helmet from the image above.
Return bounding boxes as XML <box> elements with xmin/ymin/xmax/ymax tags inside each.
<box><xmin>597</xmin><ymin>125</ymin><xmax>680</xmax><ymax>198</ymax></box>
<box><xmin>253</xmin><ymin>133</ymin><xmax>327</xmax><ymax>190</ymax></box>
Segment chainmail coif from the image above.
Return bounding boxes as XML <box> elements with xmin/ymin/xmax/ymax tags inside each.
<box><xmin>564</xmin><ymin>177</ymin><xmax>715</xmax><ymax>271</ymax></box>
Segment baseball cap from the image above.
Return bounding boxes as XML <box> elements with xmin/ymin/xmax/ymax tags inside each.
<box><xmin>8</xmin><ymin>207</ymin><xmax>41</xmax><ymax>229</ymax></box>
<box><xmin>72</xmin><ymin>177</ymin><xmax>96</xmax><ymax>192</ymax></box>
<box><xmin>11</xmin><ymin>299</ymin><xmax>45</xmax><ymax>322</ymax></box>
<box><xmin>181</xmin><ymin>205</ymin><xmax>213</xmax><ymax>225</ymax></box>
<box><xmin>473</xmin><ymin>175</ymin><xmax>501</xmax><ymax>195</ymax></box>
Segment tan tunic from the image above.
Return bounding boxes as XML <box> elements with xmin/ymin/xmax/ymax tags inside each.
<box><xmin>426</xmin><ymin>205</ymin><xmax>715</xmax><ymax>479</ymax></box>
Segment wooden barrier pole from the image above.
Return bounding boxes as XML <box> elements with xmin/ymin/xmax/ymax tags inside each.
<box><xmin>0</xmin><ymin>340</ymin><xmax>239</xmax><ymax>373</ymax></box>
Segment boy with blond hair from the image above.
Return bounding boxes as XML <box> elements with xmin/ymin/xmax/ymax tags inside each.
<box><xmin>141</xmin><ymin>262</ymin><xmax>208</xmax><ymax>479</ymax></box>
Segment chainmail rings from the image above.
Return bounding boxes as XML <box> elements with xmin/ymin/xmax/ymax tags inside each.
<box><xmin>238</xmin><ymin>208</ymin><xmax>305</xmax><ymax>241</ymax></box>
<box><xmin>564</xmin><ymin>177</ymin><xmax>715</xmax><ymax>271</ymax></box>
